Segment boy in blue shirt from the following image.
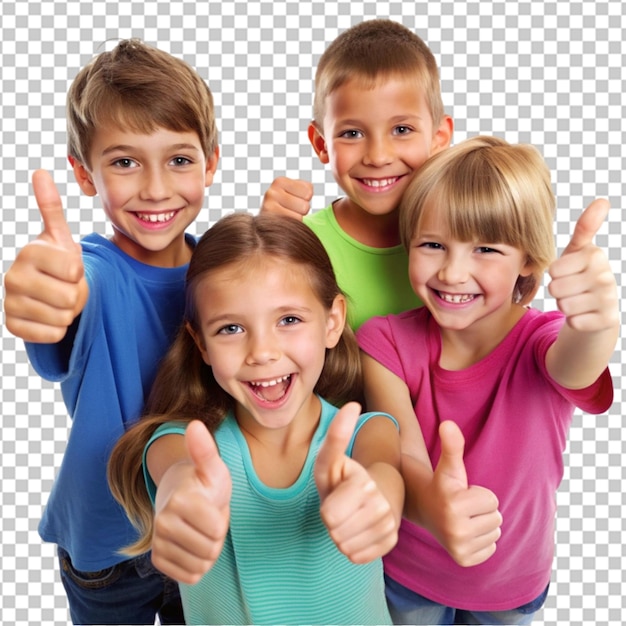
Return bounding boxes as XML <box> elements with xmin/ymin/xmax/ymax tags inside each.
<box><xmin>3</xmin><ymin>39</ymin><xmax>219</xmax><ymax>625</ymax></box>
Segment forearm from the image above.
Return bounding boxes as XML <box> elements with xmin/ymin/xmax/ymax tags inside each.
<box><xmin>366</xmin><ymin>461</ymin><xmax>405</xmax><ymax>526</ymax></box>
<box><xmin>400</xmin><ymin>453</ymin><xmax>435</xmax><ymax>527</ymax></box>
<box><xmin>547</xmin><ymin>323</ymin><xmax>619</xmax><ymax>389</ymax></box>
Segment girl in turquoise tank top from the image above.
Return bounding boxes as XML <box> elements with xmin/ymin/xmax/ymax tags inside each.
<box><xmin>108</xmin><ymin>212</ymin><xmax>404</xmax><ymax>625</ymax></box>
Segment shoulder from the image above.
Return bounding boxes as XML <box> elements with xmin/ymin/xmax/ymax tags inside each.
<box><xmin>357</xmin><ymin>308</ymin><xmax>429</xmax><ymax>344</ymax></box>
<box><xmin>304</xmin><ymin>204</ymin><xmax>334</xmax><ymax>229</ymax></box>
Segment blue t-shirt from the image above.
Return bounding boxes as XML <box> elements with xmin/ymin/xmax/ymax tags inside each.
<box><xmin>26</xmin><ymin>232</ymin><xmax>193</xmax><ymax>571</ymax></box>
<box><xmin>144</xmin><ymin>397</ymin><xmax>396</xmax><ymax>625</ymax></box>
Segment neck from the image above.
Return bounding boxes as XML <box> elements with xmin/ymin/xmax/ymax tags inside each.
<box><xmin>333</xmin><ymin>198</ymin><xmax>401</xmax><ymax>248</ymax></box>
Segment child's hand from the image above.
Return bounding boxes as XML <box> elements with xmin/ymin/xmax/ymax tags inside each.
<box><xmin>549</xmin><ymin>199</ymin><xmax>618</xmax><ymax>332</ymax></box>
<box><xmin>260</xmin><ymin>176</ymin><xmax>314</xmax><ymax>219</ymax></box>
<box><xmin>152</xmin><ymin>420</ymin><xmax>232</xmax><ymax>585</ymax></box>
<box><xmin>423</xmin><ymin>421</ymin><xmax>502</xmax><ymax>567</ymax></box>
<box><xmin>3</xmin><ymin>170</ymin><xmax>88</xmax><ymax>343</ymax></box>
<box><xmin>315</xmin><ymin>402</ymin><xmax>399</xmax><ymax>564</ymax></box>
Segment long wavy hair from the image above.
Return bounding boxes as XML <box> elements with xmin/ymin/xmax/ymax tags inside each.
<box><xmin>108</xmin><ymin>212</ymin><xmax>362</xmax><ymax>555</ymax></box>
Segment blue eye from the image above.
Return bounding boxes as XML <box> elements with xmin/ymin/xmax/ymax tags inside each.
<box><xmin>218</xmin><ymin>324</ymin><xmax>243</xmax><ymax>335</ymax></box>
<box><xmin>394</xmin><ymin>126</ymin><xmax>412</xmax><ymax>135</ymax></box>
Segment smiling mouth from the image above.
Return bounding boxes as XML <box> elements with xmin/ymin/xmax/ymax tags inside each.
<box><xmin>359</xmin><ymin>176</ymin><xmax>401</xmax><ymax>189</ymax></box>
<box><xmin>247</xmin><ymin>374</ymin><xmax>292</xmax><ymax>403</ymax></box>
<box><xmin>437</xmin><ymin>291</ymin><xmax>476</xmax><ymax>304</ymax></box>
<box><xmin>135</xmin><ymin>210</ymin><xmax>178</xmax><ymax>223</ymax></box>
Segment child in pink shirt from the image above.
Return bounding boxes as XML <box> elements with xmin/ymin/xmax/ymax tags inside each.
<box><xmin>357</xmin><ymin>135</ymin><xmax>617</xmax><ymax>624</ymax></box>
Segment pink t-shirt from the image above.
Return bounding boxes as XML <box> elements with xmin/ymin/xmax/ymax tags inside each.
<box><xmin>357</xmin><ymin>307</ymin><xmax>613</xmax><ymax>611</ymax></box>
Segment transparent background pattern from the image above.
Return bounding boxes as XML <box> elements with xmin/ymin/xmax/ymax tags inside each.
<box><xmin>1</xmin><ymin>1</ymin><xmax>624</xmax><ymax>624</ymax></box>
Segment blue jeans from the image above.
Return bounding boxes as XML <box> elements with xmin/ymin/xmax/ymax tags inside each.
<box><xmin>385</xmin><ymin>574</ymin><xmax>549</xmax><ymax>625</ymax></box>
<box><xmin>58</xmin><ymin>546</ymin><xmax>184</xmax><ymax>625</ymax></box>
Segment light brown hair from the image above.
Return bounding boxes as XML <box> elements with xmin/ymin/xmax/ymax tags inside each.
<box><xmin>399</xmin><ymin>135</ymin><xmax>556</xmax><ymax>304</ymax></box>
<box><xmin>313</xmin><ymin>19</ymin><xmax>444</xmax><ymax>129</ymax></box>
<box><xmin>108</xmin><ymin>213</ymin><xmax>362</xmax><ymax>555</ymax></box>
<box><xmin>67</xmin><ymin>39</ymin><xmax>218</xmax><ymax>168</ymax></box>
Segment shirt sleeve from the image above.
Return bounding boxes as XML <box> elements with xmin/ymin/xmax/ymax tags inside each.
<box><xmin>532</xmin><ymin>314</ymin><xmax>614</xmax><ymax>415</ymax></box>
<box><xmin>356</xmin><ymin>315</ymin><xmax>406</xmax><ymax>382</ymax></box>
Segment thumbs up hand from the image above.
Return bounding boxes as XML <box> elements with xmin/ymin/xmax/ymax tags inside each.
<box><xmin>423</xmin><ymin>421</ymin><xmax>502</xmax><ymax>567</ymax></box>
<box><xmin>152</xmin><ymin>420</ymin><xmax>232</xmax><ymax>585</ymax></box>
<box><xmin>261</xmin><ymin>176</ymin><xmax>314</xmax><ymax>219</ymax></box>
<box><xmin>4</xmin><ymin>170</ymin><xmax>88</xmax><ymax>343</ymax></box>
<box><xmin>315</xmin><ymin>403</ymin><xmax>400</xmax><ymax>564</ymax></box>
<box><xmin>548</xmin><ymin>199</ymin><xmax>618</xmax><ymax>333</ymax></box>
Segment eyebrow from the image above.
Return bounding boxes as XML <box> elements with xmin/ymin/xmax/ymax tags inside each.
<box><xmin>101</xmin><ymin>143</ymin><xmax>202</xmax><ymax>156</ymax></box>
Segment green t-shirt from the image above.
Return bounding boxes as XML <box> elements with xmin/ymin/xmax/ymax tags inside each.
<box><xmin>304</xmin><ymin>204</ymin><xmax>422</xmax><ymax>329</ymax></box>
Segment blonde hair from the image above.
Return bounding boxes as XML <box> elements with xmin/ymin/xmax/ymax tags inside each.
<box><xmin>67</xmin><ymin>39</ymin><xmax>218</xmax><ymax>168</ymax></box>
<box><xmin>313</xmin><ymin>19</ymin><xmax>445</xmax><ymax>129</ymax></box>
<box><xmin>399</xmin><ymin>135</ymin><xmax>556</xmax><ymax>304</ymax></box>
<box><xmin>108</xmin><ymin>213</ymin><xmax>362</xmax><ymax>555</ymax></box>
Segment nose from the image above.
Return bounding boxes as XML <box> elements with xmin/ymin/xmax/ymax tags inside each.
<box><xmin>245</xmin><ymin>331</ymin><xmax>281</xmax><ymax>366</ymax></box>
<box><xmin>363</xmin><ymin>136</ymin><xmax>393</xmax><ymax>167</ymax></box>
<box><xmin>139</xmin><ymin>167</ymin><xmax>173</xmax><ymax>202</ymax></box>
<box><xmin>438</xmin><ymin>252</ymin><xmax>470</xmax><ymax>285</ymax></box>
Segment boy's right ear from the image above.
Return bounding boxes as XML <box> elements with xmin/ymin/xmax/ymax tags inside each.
<box><xmin>308</xmin><ymin>122</ymin><xmax>329</xmax><ymax>164</ymax></box>
<box><xmin>70</xmin><ymin>158</ymin><xmax>98</xmax><ymax>197</ymax></box>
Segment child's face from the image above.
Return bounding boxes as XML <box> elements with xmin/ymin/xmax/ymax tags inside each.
<box><xmin>189</xmin><ymin>257</ymin><xmax>345</xmax><ymax>436</ymax></box>
<box><xmin>311</xmin><ymin>76</ymin><xmax>450</xmax><ymax>220</ymax></box>
<box><xmin>408</xmin><ymin>205</ymin><xmax>534</xmax><ymax>337</ymax></box>
<box><xmin>73</xmin><ymin>125</ymin><xmax>219</xmax><ymax>267</ymax></box>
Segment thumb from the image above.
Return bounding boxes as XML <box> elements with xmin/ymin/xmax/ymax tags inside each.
<box><xmin>435</xmin><ymin>421</ymin><xmax>468</xmax><ymax>491</ymax></box>
<box><xmin>185</xmin><ymin>420</ymin><xmax>229</xmax><ymax>503</ymax></box>
<box><xmin>561</xmin><ymin>198</ymin><xmax>610</xmax><ymax>256</ymax></box>
<box><xmin>32</xmin><ymin>169</ymin><xmax>75</xmax><ymax>248</ymax></box>
<box><xmin>315</xmin><ymin>402</ymin><xmax>361</xmax><ymax>496</ymax></box>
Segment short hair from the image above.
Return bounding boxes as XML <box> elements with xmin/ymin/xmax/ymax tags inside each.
<box><xmin>399</xmin><ymin>136</ymin><xmax>556</xmax><ymax>304</ymax></box>
<box><xmin>67</xmin><ymin>39</ymin><xmax>218</xmax><ymax>168</ymax></box>
<box><xmin>313</xmin><ymin>19</ymin><xmax>444</xmax><ymax>129</ymax></box>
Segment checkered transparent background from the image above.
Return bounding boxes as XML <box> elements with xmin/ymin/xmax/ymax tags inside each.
<box><xmin>1</xmin><ymin>1</ymin><xmax>624</xmax><ymax>624</ymax></box>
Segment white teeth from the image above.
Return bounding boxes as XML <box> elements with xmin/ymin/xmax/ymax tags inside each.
<box><xmin>439</xmin><ymin>292</ymin><xmax>475</xmax><ymax>304</ymax></box>
<box><xmin>249</xmin><ymin>375</ymin><xmax>291</xmax><ymax>388</ymax></box>
<box><xmin>362</xmin><ymin>177</ymin><xmax>397</xmax><ymax>188</ymax></box>
<box><xmin>136</xmin><ymin>211</ymin><xmax>177</xmax><ymax>223</ymax></box>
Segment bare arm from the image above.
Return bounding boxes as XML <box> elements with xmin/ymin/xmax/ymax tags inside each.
<box><xmin>546</xmin><ymin>199</ymin><xmax>619</xmax><ymax>388</ymax></box>
<box><xmin>361</xmin><ymin>351</ymin><xmax>502</xmax><ymax>567</ymax></box>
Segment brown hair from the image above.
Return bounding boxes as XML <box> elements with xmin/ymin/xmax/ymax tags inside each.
<box><xmin>399</xmin><ymin>135</ymin><xmax>556</xmax><ymax>304</ymax></box>
<box><xmin>67</xmin><ymin>39</ymin><xmax>218</xmax><ymax>168</ymax></box>
<box><xmin>313</xmin><ymin>19</ymin><xmax>444</xmax><ymax>129</ymax></box>
<box><xmin>108</xmin><ymin>213</ymin><xmax>362</xmax><ymax>555</ymax></box>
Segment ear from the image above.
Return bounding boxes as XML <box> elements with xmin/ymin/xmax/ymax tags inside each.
<box><xmin>325</xmin><ymin>294</ymin><xmax>347</xmax><ymax>349</ymax></box>
<box><xmin>308</xmin><ymin>122</ymin><xmax>329</xmax><ymax>164</ymax></box>
<box><xmin>519</xmin><ymin>257</ymin><xmax>537</xmax><ymax>278</ymax></box>
<box><xmin>430</xmin><ymin>114</ymin><xmax>454</xmax><ymax>156</ymax></box>
<box><xmin>204</xmin><ymin>145</ymin><xmax>220</xmax><ymax>187</ymax></box>
<box><xmin>186</xmin><ymin>321</ymin><xmax>211</xmax><ymax>365</ymax></box>
<box><xmin>71</xmin><ymin>159</ymin><xmax>98</xmax><ymax>197</ymax></box>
